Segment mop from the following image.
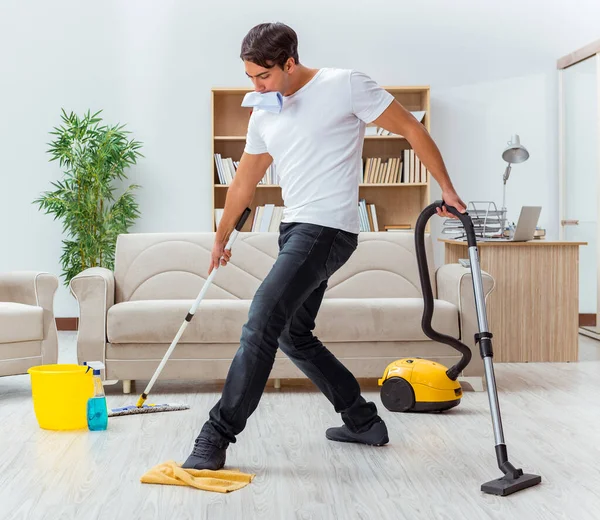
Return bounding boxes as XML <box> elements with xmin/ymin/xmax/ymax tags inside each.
<box><xmin>108</xmin><ymin>208</ymin><xmax>251</xmax><ymax>417</ymax></box>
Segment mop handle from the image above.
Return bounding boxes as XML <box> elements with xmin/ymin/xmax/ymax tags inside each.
<box><xmin>188</xmin><ymin>207</ymin><xmax>252</xmax><ymax>315</ymax></box>
<box><xmin>135</xmin><ymin>208</ymin><xmax>251</xmax><ymax>407</ymax></box>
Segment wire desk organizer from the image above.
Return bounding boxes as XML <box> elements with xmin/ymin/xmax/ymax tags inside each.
<box><xmin>441</xmin><ymin>201</ymin><xmax>505</xmax><ymax>240</ymax></box>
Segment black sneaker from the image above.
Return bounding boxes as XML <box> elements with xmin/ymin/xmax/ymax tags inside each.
<box><xmin>181</xmin><ymin>436</ymin><xmax>228</xmax><ymax>470</ymax></box>
<box><xmin>326</xmin><ymin>419</ymin><xmax>389</xmax><ymax>446</ymax></box>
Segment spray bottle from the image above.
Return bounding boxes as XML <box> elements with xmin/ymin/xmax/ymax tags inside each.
<box><xmin>84</xmin><ymin>361</ymin><xmax>108</xmax><ymax>431</ymax></box>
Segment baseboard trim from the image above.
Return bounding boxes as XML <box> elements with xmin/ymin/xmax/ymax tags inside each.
<box><xmin>56</xmin><ymin>318</ymin><xmax>79</xmax><ymax>331</ymax></box>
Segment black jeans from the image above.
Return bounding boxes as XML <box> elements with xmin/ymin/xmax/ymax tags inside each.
<box><xmin>199</xmin><ymin>221</ymin><xmax>380</xmax><ymax>447</ymax></box>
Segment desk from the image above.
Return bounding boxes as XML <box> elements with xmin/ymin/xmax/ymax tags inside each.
<box><xmin>440</xmin><ymin>239</ymin><xmax>586</xmax><ymax>362</ymax></box>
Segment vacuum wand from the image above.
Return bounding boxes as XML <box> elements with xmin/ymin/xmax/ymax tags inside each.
<box><xmin>429</xmin><ymin>200</ymin><xmax>541</xmax><ymax>496</ymax></box>
<box><xmin>135</xmin><ymin>207</ymin><xmax>251</xmax><ymax>408</ymax></box>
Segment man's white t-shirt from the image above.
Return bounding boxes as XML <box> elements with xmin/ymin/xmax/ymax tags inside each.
<box><xmin>244</xmin><ymin>68</ymin><xmax>394</xmax><ymax>234</ymax></box>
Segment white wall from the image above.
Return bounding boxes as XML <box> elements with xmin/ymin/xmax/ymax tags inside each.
<box><xmin>2</xmin><ymin>0</ymin><xmax>600</xmax><ymax>316</ymax></box>
<box><xmin>429</xmin><ymin>71</ymin><xmax>559</xmax><ymax>265</ymax></box>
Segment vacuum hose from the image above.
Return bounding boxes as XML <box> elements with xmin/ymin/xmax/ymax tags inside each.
<box><xmin>415</xmin><ymin>200</ymin><xmax>476</xmax><ymax>380</ymax></box>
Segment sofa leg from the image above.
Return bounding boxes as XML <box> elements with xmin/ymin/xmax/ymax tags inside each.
<box><xmin>123</xmin><ymin>380</ymin><xmax>132</xmax><ymax>394</ymax></box>
<box><xmin>274</xmin><ymin>378</ymin><xmax>281</xmax><ymax>389</ymax></box>
<box><xmin>459</xmin><ymin>376</ymin><xmax>484</xmax><ymax>392</ymax></box>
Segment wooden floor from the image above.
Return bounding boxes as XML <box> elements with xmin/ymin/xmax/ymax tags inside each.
<box><xmin>1</xmin><ymin>333</ymin><xmax>600</xmax><ymax>519</ymax></box>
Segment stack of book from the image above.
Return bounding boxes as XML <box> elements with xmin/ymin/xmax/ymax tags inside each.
<box><xmin>214</xmin><ymin>154</ymin><xmax>238</xmax><ymax>184</ymax></box>
<box><xmin>214</xmin><ymin>208</ymin><xmax>224</xmax><ymax>230</ymax></box>
<box><xmin>251</xmin><ymin>204</ymin><xmax>284</xmax><ymax>231</ymax></box>
<box><xmin>357</xmin><ymin>201</ymin><xmax>412</xmax><ymax>232</ymax></box>
<box><xmin>214</xmin><ymin>154</ymin><xmax>278</xmax><ymax>185</ymax></box>
<box><xmin>216</xmin><ymin>201</ymin><xmax>411</xmax><ymax>234</ymax></box>
<box><xmin>363</xmin><ymin>157</ymin><xmax>402</xmax><ymax>183</ymax></box>
<box><xmin>358</xmin><ymin>199</ymin><xmax>379</xmax><ymax>231</ymax></box>
<box><xmin>401</xmin><ymin>149</ymin><xmax>429</xmax><ymax>183</ymax></box>
<box><xmin>215</xmin><ymin>205</ymin><xmax>284</xmax><ymax>232</ymax></box>
<box><xmin>363</xmin><ymin>150</ymin><xmax>429</xmax><ymax>184</ymax></box>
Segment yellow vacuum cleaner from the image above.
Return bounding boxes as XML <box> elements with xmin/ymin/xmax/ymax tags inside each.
<box><xmin>378</xmin><ymin>200</ymin><xmax>472</xmax><ymax>414</ymax></box>
<box><xmin>378</xmin><ymin>358</ymin><xmax>462</xmax><ymax>412</ymax></box>
<box><xmin>379</xmin><ymin>200</ymin><xmax>541</xmax><ymax>497</ymax></box>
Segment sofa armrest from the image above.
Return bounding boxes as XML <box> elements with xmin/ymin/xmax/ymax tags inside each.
<box><xmin>0</xmin><ymin>271</ymin><xmax>59</xmax><ymax>364</ymax></box>
<box><xmin>435</xmin><ymin>264</ymin><xmax>495</xmax><ymax>378</ymax></box>
<box><xmin>70</xmin><ymin>268</ymin><xmax>114</xmax><ymax>367</ymax></box>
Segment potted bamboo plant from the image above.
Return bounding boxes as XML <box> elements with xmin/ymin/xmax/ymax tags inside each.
<box><xmin>34</xmin><ymin>109</ymin><xmax>143</xmax><ymax>285</ymax></box>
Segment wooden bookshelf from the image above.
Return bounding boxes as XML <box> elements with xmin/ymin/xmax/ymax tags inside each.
<box><xmin>211</xmin><ymin>85</ymin><xmax>431</xmax><ymax>232</ymax></box>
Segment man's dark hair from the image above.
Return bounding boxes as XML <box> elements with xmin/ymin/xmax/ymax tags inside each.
<box><xmin>240</xmin><ymin>22</ymin><xmax>300</xmax><ymax>69</ymax></box>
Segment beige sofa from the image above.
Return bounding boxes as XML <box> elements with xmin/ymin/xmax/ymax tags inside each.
<box><xmin>70</xmin><ymin>231</ymin><xmax>494</xmax><ymax>392</ymax></box>
<box><xmin>0</xmin><ymin>271</ymin><xmax>59</xmax><ymax>377</ymax></box>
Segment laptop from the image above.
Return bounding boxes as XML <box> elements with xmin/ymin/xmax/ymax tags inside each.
<box><xmin>483</xmin><ymin>206</ymin><xmax>542</xmax><ymax>242</ymax></box>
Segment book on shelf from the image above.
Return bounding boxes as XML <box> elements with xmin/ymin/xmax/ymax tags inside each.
<box><xmin>250</xmin><ymin>204</ymin><xmax>285</xmax><ymax>232</ymax></box>
<box><xmin>358</xmin><ymin>198</ymin><xmax>380</xmax><ymax>231</ymax></box>
<box><xmin>362</xmin><ymin>150</ymin><xmax>428</xmax><ymax>184</ymax></box>
<box><xmin>214</xmin><ymin>153</ymin><xmax>278</xmax><ymax>185</ymax></box>
<box><xmin>219</xmin><ymin>201</ymin><xmax>380</xmax><ymax>233</ymax></box>
<box><xmin>215</xmin><ymin>206</ymin><xmax>283</xmax><ymax>232</ymax></box>
<box><xmin>214</xmin><ymin>208</ymin><xmax>224</xmax><ymax>230</ymax></box>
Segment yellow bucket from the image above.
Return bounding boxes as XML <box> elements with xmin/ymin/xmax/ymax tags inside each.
<box><xmin>28</xmin><ymin>364</ymin><xmax>95</xmax><ymax>430</ymax></box>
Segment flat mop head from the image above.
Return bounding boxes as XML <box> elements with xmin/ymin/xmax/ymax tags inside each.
<box><xmin>108</xmin><ymin>403</ymin><xmax>190</xmax><ymax>417</ymax></box>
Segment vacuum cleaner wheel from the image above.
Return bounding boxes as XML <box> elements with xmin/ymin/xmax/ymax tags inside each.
<box><xmin>381</xmin><ymin>377</ymin><xmax>415</xmax><ymax>412</ymax></box>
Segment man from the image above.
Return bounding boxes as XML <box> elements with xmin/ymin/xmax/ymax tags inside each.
<box><xmin>183</xmin><ymin>22</ymin><xmax>466</xmax><ymax>470</ymax></box>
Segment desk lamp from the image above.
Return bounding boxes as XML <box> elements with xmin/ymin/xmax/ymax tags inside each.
<box><xmin>500</xmin><ymin>134</ymin><xmax>529</xmax><ymax>234</ymax></box>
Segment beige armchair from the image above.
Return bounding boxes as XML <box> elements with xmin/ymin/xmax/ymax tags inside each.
<box><xmin>0</xmin><ymin>271</ymin><xmax>59</xmax><ymax>377</ymax></box>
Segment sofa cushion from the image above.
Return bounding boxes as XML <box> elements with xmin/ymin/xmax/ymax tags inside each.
<box><xmin>107</xmin><ymin>298</ymin><xmax>459</xmax><ymax>344</ymax></box>
<box><xmin>0</xmin><ymin>302</ymin><xmax>44</xmax><ymax>343</ymax></box>
<box><xmin>315</xmin><ymin>298</ymin><xmax>459</xmax><ymax>342</ymax></box>
<box><xmin>107</xmin><ymin>300</ymin><xmax>252</xmax><ymax>344</ymax></box>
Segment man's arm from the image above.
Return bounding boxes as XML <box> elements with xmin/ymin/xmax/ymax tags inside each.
<box><xmin>372</xmin><ymin>100</ymin><xmax>466</xmax><ymax>216</ymax></box>
<box><xmin>210</xmin><ymin>151</ymin><xmax>273</xmax><ymax>272</ymax></box>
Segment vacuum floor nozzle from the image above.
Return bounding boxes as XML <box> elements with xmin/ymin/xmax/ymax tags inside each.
<box><xmin>481</xmin><ymin>472</ymin><xmax>542</xmax><ymax>496</ymax></box>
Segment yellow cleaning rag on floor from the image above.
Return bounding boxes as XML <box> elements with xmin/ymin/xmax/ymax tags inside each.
<box><xmin>141</xmin><ymin>461</ymin><xmax>255</xmax><ymax>493</ymax></box>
